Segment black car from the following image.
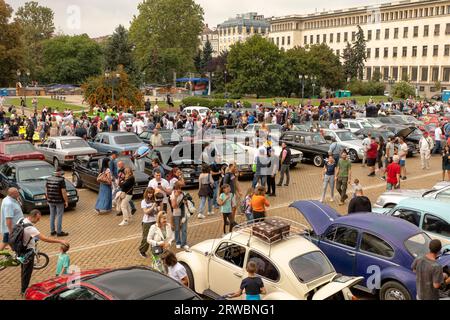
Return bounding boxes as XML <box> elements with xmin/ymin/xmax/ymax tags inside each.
<box><xmin>279</xmin><ymin>131</ymin><xmax>329</xmax><ymax>167</ymax></box>
<box><xmin>380</xmin><ymin>125</ymin><xmax>421</xmax><ymax>157</ymax></box>
<box><xmin>354</xmin><ymin>128</ymin><xmax>395</xmax><ymax>141</ymax></box>
<box><xmin>0</xmin><ymin>160</ymin><xmax>78</xmax><ymax>212</ymax></box>
<box><xmin>72</xmin><ymin>154</ymin><xmax>150</xmax><ymax>197</ymax></box>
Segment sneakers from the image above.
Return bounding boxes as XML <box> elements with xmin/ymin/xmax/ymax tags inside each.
<box><xmin>118</xmin><ymin>221</ymin><xmax>129</xmax><ymax>226</ymax></box>
<box><xmin>207</xmin><ymin>212</ymin><xmax>213</xmax><ymax>216</ymax></box>
<box><xmin>198</xmin><ymin>214</ymin><xmax>206</xmax><ymax>219</ymax></box>
<box><xmin>50</xmin><ymin>231</ymin><xmax>57</xmax><ymax>236</ymax></box>
<box><xmin>57</xmin><ymin>232</ymin><xmax>69</xmax><ymax>237</ymax></box>
<box><xmin>176</xmin><ymin>244</ymin><xmax>181</xmax><ymax>249</ymax></box>
<box><xmin>183</xmin><ymin>245</ymin><xmax>190</xmax><ymax>251</ymax></box>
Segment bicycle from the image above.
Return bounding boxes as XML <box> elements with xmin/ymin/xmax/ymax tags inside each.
<box><xmin>0</xmin><ymin>243</ymin><xmax>49</xmax><ymax>272</ymax></box>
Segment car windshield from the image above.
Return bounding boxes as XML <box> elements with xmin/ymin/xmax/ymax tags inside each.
<box><xmin>404</xmin><ymin>233</ymin><xmax>431</xmax><ymax>258</ymax></box>
<box><xmin>60</xmin><ymin>139</ymin><xmax>90</xmax><ymax>149</ymax></box>
<box><xmin>216</xmin><ymin>142</ymin><xmax>243</xmax><ymax>156</ymax></box>
<box><xmin>290</xmin><ymin>251</ymin><xmax>335</xmax><ymax>283</ymax></box>
<box><xmin>360</xmin><ymin>122</ymin><xmax>374</xmax><ymax>129</ymax></box>
<box><xmin>113</xmin><ymin>135</ymin><xmax>142</xmax><ymax>145</ymax></box>
<box><xmin>336</xmin><ymin>131</ymin><xmax>358</xmax><ymax>141</ymax></box>
<box><xmin>4</xmin><ymin>143</ymin><xmax>35</xmax><ymax>154</ymax></box>
<box><xmin>367</xmin><ymin>118</ymin><xmax>383</xmax><ymax>125</ymax></box>
<box><xmin>308</xmin><ymin>134</ymin><xmax>327</xmax><ymax>144</ymax></box>
<box><xmin>18</xmin><ymin>165</ymin><xmax>55</xmax><ymax>181</ymax></box>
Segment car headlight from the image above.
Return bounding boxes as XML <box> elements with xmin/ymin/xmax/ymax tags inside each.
<box><xmin>33</xmin><ymin>194</ymin><xmax>46</xmax><ymax>200</ymax></box>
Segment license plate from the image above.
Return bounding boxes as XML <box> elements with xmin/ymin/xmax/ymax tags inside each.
<box><xmin>184</xmin><ymin>174</ymin><xmax>191</xmax><ymax>178</ymax></box>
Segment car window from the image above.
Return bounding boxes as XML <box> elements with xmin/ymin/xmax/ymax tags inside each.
<box><xmin>325</xmin><ymin>226</ymin><xmax>358</xmax><ymax>248</ymax></box>
<box><xmin>422</xmin><ymin>214</ymin><xmax>450</xmax><ymax>237</ymax></box>
<box><xmin>4</xmin><ymin>143</ymin><xmax>36</xmax><ymax>154</ymax></box>
<box><xmin>215</xmin><ymin>242</ymin><xmax>246</xmax><ymax>268</ymax></box>
<box><xmin>360</xmin><ymin>233</ymin><xmax>394</xmax><ymax>258</ymax></box>
<box><xmin>94</xmin><ymin>135</ymin><xmax>102</xmax><ymax>143</ymax></box>
<box><xmin>101</xmin><ymin>136</ymin><xmax>110</xmax><ymax>145</ymax></box>
<box><xmin>114</xmin><ymin>135</ymin><xmax>141</xmax><ymax>145</ymax></box>
<box><xmin>350</xmin><ymin>123</ymin><xmax>359</xmax><ymax>129</ymax></box>
<box><xmin>335</xmin><ymin>131</ymin><xmax>357</xmax><ymax>141</ymax></box>
<box><xmin>52</xmin><ymin>287</ymin><xmax>105</xmax><ymax>300</ymax></box>
<box><xmin>248</xmin><ymin>251</ymin><xmax>280</xmax><ymax>282</ymax></box>
<box><xmin>404</xmin><ymin>233</ymin><xmax>431</xmax><ymax>258</ymax></box>
<box><xmin>89</xmin><ymin>160</ymin><xmax>100</xmax><ymax>171</ymax></box>
<box><xmin>282</xmin><ymin>134</ymin><xmax>294</xmax><ymax>142</ymax></box>
<box><xmin>1</xmin><ymin>166</ymin><xmax>14</xmax><ymax>180</ymax></box>
<box><xmin>391</xmin><ymin>209</ymin><xmax>421</xmax><ymax>227</ymax></box>
<box><xmin>290</xmin><ymin>251</ymin><xmax>334</xmax><ymax>283</ymax></box>
<box><xmin>48</xmin><ymin>141</ymin><xmax>57</xmax><ymax>149</ymax></box>
<box><xmin>435</xmin><ymin>188</ymin><xmax>450</xmax><ymax>202</ymax></box>
<box><xmin>60</xmin><ymin>139</ymin><xmax>90</xmax><ymax>149</ymax></box>
<box><xmin>17</xmin><ymin>165</ymin><xmax>54</xmax><ymax>182</ymax></box>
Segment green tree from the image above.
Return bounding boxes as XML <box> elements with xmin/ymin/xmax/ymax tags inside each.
<box><xmin>227</xmin><ymin>35</ymin><xmax>283</xmax><ymax>98</ymax></box>
<box><xmin>372</xmin><ymin>69</ymin><xmax>381</xmax><ymax>82</ymax></box>
<box><xmin>342</xmin><ymin>42</ymin><xmax>356</xmax><ymax>81</ymax></box>
<box><xmin>130</xmin><ymin>0</ymin><xmax>204</xmax><ymax>83</ymax></box>
<box><xmin>307</xmin><ymin>44</ymin><xmax>344</xmax><ymax>91</ymax></box>
<box><xmin>0</xmin><ymin>0</ymin><xmax>24</xmax><ymax>87</ymax></box>
<box><xmin>15</xmin><ymin>1</ymin><xmax>55</xmax><ymax>81</ymax></box>
<box><xmin>202</xmin><ymin>40</ymin><xmax>213</xmax><ymax>72</ymax></box>
<box><xmin>352</xmin><ymin>25</ymin><xmax>367</xmax><ymax>80</ymax></box>
<box><xmin>193</xmin><ymin>50</ymin><xmax>203</xmax><ymax>74</ymax></box>
<box><xmin>391</xmin><ymin>81</ymin><xmax>415</xmax><ymax>99</ymax></box>
<box><xmin>41</xmin><ymin>35</ymin><xmax>103</xmax><ymax>84</ymax></box>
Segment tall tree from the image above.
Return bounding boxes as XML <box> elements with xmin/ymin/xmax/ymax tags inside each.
<box><xmin>202</xmin><ymin>40</ymin><xmax>213</xmax><ymax>71</ymax></box>
<box><xmin>41</xmin><ymin>35</ymin><xmax>103</xmax><ymax>84</ymax></box>
<box><xmin>0</xmin><ymin>0</ymin><xmax>24</xmax><ymax>87</ymax></box>
<box><xmin>130</xmin><ymin>0</ymin><xmax>204</xmax><ymax>83</ymax></box>
<box><xmin>193</xmin><ymin>50</ymin><xmax>203</xmax><ymax>74</ymax></box>
<box><xmin>15</xmin><ymin>1</ymin><xmax>55</xmax><ymax>82</ymax></box>
<box><xmin>352</xmin><ymin>25</ymin><xmax>367</xmax><ymax>80</ymax></box>
<box><xmin>342</xmin><ymin>42</ymin><xmax>356</xmax><ymax>81</ymax></box>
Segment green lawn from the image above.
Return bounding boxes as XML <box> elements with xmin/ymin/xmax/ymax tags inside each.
<box><xmin>5</xmin><ymin>97</ymin><xmax>87</xmax><ymax>112</ymax></box>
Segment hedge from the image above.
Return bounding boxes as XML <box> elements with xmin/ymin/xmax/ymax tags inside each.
<box><xmin>182</xmin><ymin>97</ymin><xmax>252</xmax><ymax>109</ymax></box>
<box><xmin>347</xmin><ymin>80</ymin><xmax>385</xmax><ymax>96</ymax></box>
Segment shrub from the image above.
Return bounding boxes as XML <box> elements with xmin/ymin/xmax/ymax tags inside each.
<box><xmin>347</xmin><ymin>80</ymin><xmax>385</xmax><ymax>96</ymax></box>
<box><xmin>391</xmin><ymin>81</ymin><xmax>415</xmax><ymax>99</ymax></box>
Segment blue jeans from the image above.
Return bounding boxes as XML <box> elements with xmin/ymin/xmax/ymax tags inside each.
<box><xmin>213</xmin><ymin>180</ymin><xmax>220</xmax><ymax>209</ymax></box>
<box><xmin>173</xmin><ymin>216</ymin><xmax>187</xmax><ymax>247</ymax></box>
<box><xmin>198</xmin><ymin>196</ymin><xmax>213</xmax><ymax>215</ymax></box>
<box><xmin>433</xmin><ymin>140</ymin><xmax>441</xmax><ymax>154</ymax></box>
<box><xmin>252</xmin><ymin>175</ymin><xmax>267</xmax><ymax>188</ymax></box>
<box><xmin>49</xmin><ymin>203</ymin><xmax>64</xmax><ymax>234</ymax></box>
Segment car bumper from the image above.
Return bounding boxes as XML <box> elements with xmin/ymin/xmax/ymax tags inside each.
<box><xmin>23</xmin><ymin>197</ymin><xmax>79</xmax><ymax>211</ymax></box>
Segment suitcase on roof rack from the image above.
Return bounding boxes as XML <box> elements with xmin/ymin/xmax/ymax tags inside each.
<box><xmin>265</xmin><ymin>218</ymin><xmax>291</xmax><ymax>236</ymax></box>
<box><xmin>252</xmin><ymin>222</ymin><xmax>284</xmax><ymax>243</ymax></box>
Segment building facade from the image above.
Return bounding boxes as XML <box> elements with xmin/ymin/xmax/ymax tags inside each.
<box><xmin>269</xmin><ymin>0</ymin><xmax>450</xmax><ymax>98</ymax></box>
<box><xmin>199</xmin><ymin>24</ymin><xmax>220</xmax><ymax>57</ymax></box>
<box><xmin>217</xmin><ymin>12</ymin><xmax>270</xmax><ymax>53</ymax></box>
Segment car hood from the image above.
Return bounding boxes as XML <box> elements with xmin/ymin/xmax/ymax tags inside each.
<box><xmin>60</xmin><ymin>147</ymin><xmax>97</xmax><ymax>156</ymax></box>
<box><xmin>380</xmin><ymin>189</ymin><xmax>427</xmax><ymax>198</ymax></box>
<box><xmin>19</xmin><ymin>179</ymin><xmax>76</xmax><ymax>195</ymax></box>
<box><xmin>396</xmin><ymin>126</ymin><xmax>417</xmax><ymax>139</ymax></box>
<box><xmin>289</xmin><ymin>200</ymin><xmax>341</xmax><ymax>236</ymax></box>
<box><xmin>342</xmin><ymin>140</ymin><xmax>364</xmax><ymax>149</ymax></box>
<box><xmin>134</xmin><ymin>171</ymin><xmax>150</xmax><ymax>184</ymax></box>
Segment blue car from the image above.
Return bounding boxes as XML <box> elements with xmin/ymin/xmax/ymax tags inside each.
<box><xmin>290</xmin><ymin>200</ymin><xmax>450</xmax><ymax>300</ymax></box>
<box><xmin>89</xmin><ymin>132</ymin><xmax>147</xmax><ymax>156</ymax></box>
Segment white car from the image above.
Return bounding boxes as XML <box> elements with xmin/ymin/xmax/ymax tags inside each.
<box><xmin>341</xmin><ymin>119</ymin><xmax>375</xmax><ymax>133</ymax></box>
<box><xmin>183</xmin><ymin>106</ymin><xmax>211</xmax><ymax>120</ymax></box>
<box><xmin>176</xmin><ymin>217</ymin><xmax>363</xmax><ymax>300</ymax></box>
<box><xmin>321</xmin><ymin>129</ymin><xmax>365</xmax><ymax>162</ymax></box>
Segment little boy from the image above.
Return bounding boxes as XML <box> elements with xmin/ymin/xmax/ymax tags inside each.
<box><xmin>351</xmin><ymin>179</ymin><xmax>363</xmax><ymax>199</ymax></box>
<box><xmin>228</xmin><ymin>261</ymin><xmax>266</xmax><ymax>300</ymax></box>
<box><xmin>56</xmin><ymin>244</ymin><xmax>70</xmax><ymax>276</ymax></box>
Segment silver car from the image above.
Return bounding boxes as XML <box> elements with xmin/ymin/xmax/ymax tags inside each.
<box><xmin>37</xmin><ymin>136</ymin><xmax>97</xmax><ymax>168</ymax></box>
<box><xmin>374</xmin><ymin>181</ymin><xmax>450</xmax><ymax>208</ymax></box>
<box><xmin>321</xmin><ymin>129</ymin><xmax>365</xmax><ymax>162</ymax></box>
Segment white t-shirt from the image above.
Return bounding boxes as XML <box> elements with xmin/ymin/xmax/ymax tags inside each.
<box><xmin>132</xmin><ymin>120</ymin><xmax>145</xmax><ymax>135</ymax></box>
<box><xmin>435</xmin><ymin>127</ymin><xmax>442</xmax><ymax>141</ymax></box>
<box><xmin>141</xmin><ymin>200</ymin><xmax>157</xmax><ymax>223</ymax></box>
<box><xmin>400</xmin><ymin>143</ymin><xmax>408</xmax><ymax>160</ymax></box>
<box><xmin>148</xmin><ymin>178</ymin><xmax>170</xmax><ymax>203</ymax></box>
<box><xmin>22</xmin><ymin>218</ymin><xmax>40</xmax><ymax>250</ymax></box>
<box><xmin>329</xmin><ymin>123</ymin><xmax>339</xmax><ymax>130</ymax></box>
<box><xmin>168</xmin><ymin>262</ymin><xmax>187</xmax><ymax>284</ymax></box>
<box><xmin>119</xmin><ymin>121</ymin><xmax>127</xmax><ymax>132</ymax></box>
<box><xmin>153</xmin><ymin>105</ymin><xmax>159</xmax><ymax>112</ymax></box>
<box><xmin>170</xmin><ymin>192</ymin><xmax>184</xmax><ymax>217</ymax></box>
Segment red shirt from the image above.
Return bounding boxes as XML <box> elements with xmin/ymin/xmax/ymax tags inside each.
<box><xmin>367</xmin><ymin>142</ymin><xmax>378</xmax><ymax>159</ymax></box>
<box><xmin>386</xmin><ymin>162</ymin><xmax>401</xmax><ymax>185</ymax></box>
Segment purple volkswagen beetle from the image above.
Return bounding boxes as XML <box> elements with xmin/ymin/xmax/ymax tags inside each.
<box><xmin>290</xmin><ymin>200</ymin><xmax>450</xmax><ymax>300</ymax></box>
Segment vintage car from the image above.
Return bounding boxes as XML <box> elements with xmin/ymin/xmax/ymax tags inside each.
<box><xmin>0</xmin><ymin>160</ymin><xmax>78</xmax><ymax>212</ymax></box>
<box><xmin>176</xmin><ymin>217</ymin><xmax>363</xmax><ymax>300</ymax></box>
<box><xmin>354</xmin><ymin>128</ymin><xmax>416</xmax><ymax>157</ymax></box>
<box><xmin>25</xmin><ymin>266</ymin><xmax>200</xmax><ymax>300</ymax></box>
<box><xmin>373</xmin><ymin>198</ymin><xmax>450</xmax><ymax>247</ymax></box>
<box><xmin>72</xmin><ymin>154</ymin><xmax>149</xmax><ymax>197</ymax></box>
<box><xmin>89</xmin><ymin>132</ymin><xmax>146</xmax><ymax>156</ymax></box>
<box><xmin>341</xmin><ymin>119</ymin><xmax>375</xmax><ymax>133</ymax></box>
<box><xmin>0</xmin><ymin>140</ymin><xmax>45</xmax><ymax>164</ymax></box>
<box><xmin>138</xmin><ymin>129</ymin><xmax>183</xmax><ymax>146</ymax></box>
<box><xmin>321</xmin><ymin>129</ymin><xmax>365</xmax><ymax>162</ymax></box>
<box><xmin>279</xmin><ymin>131</ymin><xmax>329</xmax><ymax>167</ymax></box>
<box><xmin>290</xmin><ymin>200</ymin><xmax>450</xmax><ymax>300</ymax></box>
<box><xmin>36</xmin><ymin>136</ymin><xmax>97</xmax><ymax>168</ymax></box>
<box><xmin>381</xmin><ymin>125</ymin><xmax>422</xmax><ymax>156</ymax></box>
<box><xmin>374</xmin><ymin>181</ymin><xmax>450</xmax><ymax>208</ymax></box>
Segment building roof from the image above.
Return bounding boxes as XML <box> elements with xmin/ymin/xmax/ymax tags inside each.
<box><xmin>218</xmin><ymin>12</ymin><xmax>270</xmax><ymax>29</ymax></box>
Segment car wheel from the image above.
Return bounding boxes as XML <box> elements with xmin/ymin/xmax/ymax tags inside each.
<box><xmin>380</xmin><ymin>281</ymin><xmax>411</xmax><ymax>300</ymax></box>
<box><xmin>180</xmin><ymin>262</ymin><xmax>195</xmax><ymax>291</ymax></box>
<box><xmin>72</xmin><ymin>173</ymin><xmax>82</xmax><ymax>188</ymax></box>
<box><xmin>313</xmin><ymin>155</ymin><xmax>324</xmax><ymax>167</ymax></box>
<box><xmin>348</xmin><ymin>149</ymin><xmax>359</xmax><ymax>163</ymax></box>
<box><xmin>53</xmin><ymin>158</ymin><xmax>60</xmax><ymax>169</ymax></box>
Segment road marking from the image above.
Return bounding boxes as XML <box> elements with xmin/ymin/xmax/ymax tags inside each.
<box><xmin>47</xmin><ymin>169</ymin><xmax>442</xmax><ymax>257</ymax></box>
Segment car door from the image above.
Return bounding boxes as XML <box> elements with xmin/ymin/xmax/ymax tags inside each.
<box><xmin>390</xmin><ymin>208</ymin><xmax>422</xmax><ymax>228</ymax></box>
<box><xmin>0</xmin><ymin>164</ymin><xmax>12</xmax><ymax>195</ymax></box>
<box><xmin>318</xmin><ymin>225</ymin><xmax>359</xmax><ymax>276</ymax></box>
<box><xmin>422</xmin><ymin>214</ymin><xmax>450</xmax><ymax>246</ymax></box>
<box><xmin>208</xmin><ymin>242</ymin><xmax>247</xmax><ymax>298</ymax></box>
<box><xmin>38</xmin><ymin>139</ymin><xmax>51</xmax><ymax>162</ymax></box>
<box><xmin>48</xmin><ymin>285</ymin><xmax>106</xmax><ymax>300</ymax></box>
<box><xmin>46</xmin><ymin>139</ymin><xmax>58</xmax><ymax>161</ymax></box>
<box><xmin>247</xmin><ymin>250</ymin><xmax>280</xmax><ymax>296</ymax></box>
<box><xmin>90</xmin><ymin>135</ymin><xmax>103</xmax><ymax>152</ymax></box>
<box><xmin>354</xmin><ymin>232</ymin><xmax>396</xmax><ymax>290</ymax></box>
<box><xmin>85</xmin><ymin>159</ymin><xmax>100</xmax><ymax>190</ymax></box>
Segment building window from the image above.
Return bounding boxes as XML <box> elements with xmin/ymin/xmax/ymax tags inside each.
<box><xmin>366</xmin><ymin>67</ymin><xmax>372</xmax><ymax>80</ymax></box>
<box><xmin>287</xmin><ymin>36</ymin><xmax>291</xmax><ymax>45</ymax></box>
<box><xmin>330</xmin><ymin>33</ymin><xmax>334</xmax><ymax>43</ymax></box>
<box><xmin>411</xmin><ymin>67</ymin><xmax>418</xmax><ymax>81</ymax></box>
<box><xmin>352</xmin><ymin>31</ymin><xmax>356</xmax><ymax>41</ymax></box>
<box><xmin>423</xmin><ymin>45</ymin><xmax>428</xmax><ymax>57</ymax></box>
<box><xmin>403</xmin><ymin>27</ymin><xmax>408</xmax><ymax>38</ymax></box>
<box><xmin>433</xmin><ymin>45</ymin><xmax>438</xmax><ymax>56</ymax></box>
<box><xmin>412</xmin><ymin>46</ymin><xmax>417</xmax><ymax>57</ymax></box>
<box><xmin>376</xmin><ymin>29</ymin><xmax>380</xmax><ymax>40</ymax></box>
<box><xmin>385</xmin><ymin>28</ymin><xmax>389</xmax><ymax>39</ymax></box>
<box><xmin>276</xmin><ymin>37</ymin><xmax>279</xmax><ymax>46</ymax></box>
<box><xmin>383</xmin><ymin>67</ymin><xmax>389</xmax><ymax>80</ymax></box>
<box><xmin>304</xmin><ymin>35</ymin><xmax>307</xmax><ymax>45</ymax></box>
<box><xmin>424</xmin><ymin>25</ymin><xmax>429</xmax><ymax>37</ymax></box>
<box><xmin>282</xmin><ymin>37</ymin><xmax>285</xmax><ymax>46</ymax></box>
<box><xmin>421</xmin><ymin>67</ymin><xmax>428</xmax><ymax>82</ymax></box>
<box><xmin>401</xmin><ymin>66</ymin><xmax>408</xmax><ymax>81</ymax></box>
<box><xmin>445</xmin><ymin>45</ymin><xmax>450</xmax><ymax>56</ymax></box>
<box><xmin>432</xmin><ymin>67</ymin><xmax>439</xmax><ymax>81</ymax></box>
<box><xmin>393</xmin><ymin>67</ymin><xmax>399</xmax><ymax>80</ymax></box>
<box><xmin>434</xmin><ymin>24</ymin><xmax>440</xmax><ymax>36</ymax></box>
<box><xmin>337</xmin><ymin>33</ymin><xmax>341</xmax><ymax>42</ymax></box>
<box><xmin>413</xmin><ymin>26</ymin><xmax>418</xmax><ymax>37</ymax></box>
<box><xmin>367</xmin><ymin>48</ymin><xmax>371</xmax><ymax>58</ymax></box>
<box><xmin>402</xmin><ymin>46</ymin><xmax>407</xmax><ymax>57</ymax></box>
<box><xmin>443</xmin><ymin>67</ymin><xmax>450</xmax><ymax>82</ymax></box>
<box><xmin>393</xmin><ymin>47</ymin><xmax>398</xmax><ymax>58</ymax></box>
<box><xmin>344</xmin><ymin>32</ymin><xmax>348</xmax><ymax>42</ymax></box>
<box><xmin>446</xmin><ymin>23</ymin><xmax>450</xmax><ymax>35</ymax></box>
<box><xmin>394</xmin><ymin>28</ymin><xmax>399</xmax><ymax>39</ymax></box>
<box><xmin>336</xmin><ymin>49</ymin><xmax>340</xmax><ymax>57</ymax></box>
<box><xmin>323</xmin><ymin>34</ymin><xmax>326</xmax><ymax>43</ymax></box>
<box><xmin>367</xmin><ymin>30</ymin><xmax>372</xmax><ymax>41</ymax></box>
<box><xmin>419</xmin><ymin>86</ymin><xmax>425</xmax><ymax>92</ymax></box>
<box><xmin>384</xmin><ymin>47</ymin><xmax>388</xmax><ymax>58</ymax></box>
<box><xmin>317</xmin><ymin>35</ymin><xmax>320</xmax><ymax>43</ymax></box>
<box><xmin>375</xmin><ymin>48</ymin><xmax>380</xmax><ymax>58</ymax></box>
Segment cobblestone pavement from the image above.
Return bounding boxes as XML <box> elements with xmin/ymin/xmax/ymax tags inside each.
<box><xmin>0</xmin><ymin>155</ymin><xmax>446</xmax><ymax>299</ymax></box>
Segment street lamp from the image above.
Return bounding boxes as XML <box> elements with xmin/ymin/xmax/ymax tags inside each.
<box><xmin>16</xmin><ymin>69</ymin><xmax>31</xmax><ymax>107</ymax></box>
<box><xmin>224</xmin><ymin>70</ymin><xmax>228</xmax><ymax>98</ymax></box>
<box><xmin>207</xmin><ymin>72</ymin><xmax>214</xmax><ymax>96</ymax></box>
<box><xmin>105</xmin><ymin>71</ymin><xmax>121</xmax><ymax>106</ymax></box>
<box><xmin>299</xmin><ymin>74</ymin><xmax>309</xmax><ymax>103</ymax></box>
<box><xmin>311</xmin><ymin>76</ymin><xmax>318</xmax><ymax>98</ymax></box>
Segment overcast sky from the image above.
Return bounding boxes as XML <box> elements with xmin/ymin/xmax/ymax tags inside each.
<box><xmin>9</xmin><ymin>0</ymin><xmax>383</xmax><ymax>37</ymax></box>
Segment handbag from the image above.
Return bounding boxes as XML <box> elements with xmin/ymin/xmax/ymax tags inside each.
<box><xmin>97</xmin><ymin>171</ymin><xmax>112</xmax><ymax>185</ymax></box>
<box><xmin>151</xmin><ymin>245</ymin><xmax>163</xmax><ymax>255</ymax></box>
<box><xmin>198</xmin><ymin>174</ymin><xmax>214</xmax><ymax>198</ymax></box>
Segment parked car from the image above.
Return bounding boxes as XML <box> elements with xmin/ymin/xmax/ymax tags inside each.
<box><xmin>381</xmin><ymin>125</ymin><xmax>422</xmax><ymax>156</ymax></box>
<box><xmin>279</xmin><ymin>131</ymin><xmax>329</xmax><ymax>167</ymax></box>
<box><xmin>0</xmin><ymin>160</ymin><xmax>78</xmax><ymax>212</ymax></box>
<box><xmin>320</xmin><ymin>129</ymin><xmax>364</xmax><ymax>162</ymax></box>
<box><xmin>365</xmin><ymin>117</ymin><xmax>386</xmax><ymax>128</ymax></box>
<box><xmin>25</xmin><ymin>266</ymin><xmax>201</xmax><ymax>300</ymax></box>
<box><xmin>374</xmin><ymin>181</ymin><xmax>450</xmax><ymax>208</ymax></box>
<box><xmin>290</xmin><ymin>200</ymin><xmax>450</xmax><ymax>300</ymax></box>
<box><xmin>176</xmin><ymin>217</ymin><xmax>363</xmax><ymax>300</ymax></box>
<box><xmin>373</xmin><ymin>198</ymin><xmax>450</xmax><ymax>247</ymax></box>
<box><xmin>0</xmin><ymin>140</ymin><xmax>44</xmax><ymax>164</ymax></box>
<box><xmin>341</xmin><ymin>119</ymin><xmax>374</xmax><ymax>133</ymax></box>
<box><xmin>139</xmin><ymin>129</ymin><xmax>183</xmax><ymax>146</ymax></box>
<box><xmin>182</xmin><ymin>106</ymin><xmax>211</xmax><ymax>120</ymax></box>
<box><xmin>72</xmin><ymin>154</ymin><xmax>149</xmax><ymax>197</ymax></box>
<box><xmin>36</xmin><ymin>136</ymin><xmax>97</xmax><ymax>168</ymax></box>
<box><xmin>89</xmin><ymin>132</ymin><xmax>146</xmax><ymax>156</ymax></box>
<box><xmin>354</xmin><ymin>128</ymin><xmax>395</xmax><ymax>141</ymax></box>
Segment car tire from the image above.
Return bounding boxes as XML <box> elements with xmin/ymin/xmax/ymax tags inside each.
<box><xmin>53</xmin><ymin>158</ymin><xmax>60</xmax><ymax>169</ymax></box>
<box><xmin>72</xmin><ymin>173</ymin><xmax>82</xmax><ymax>188</ymax></box>
<box><xmin>313</xmin><ymin>155</ymin><xmax>324</xmax><ymax>167</ymax></box>
<box><xmin>380</xmin><ymin>281</ymin><xmax>411</xmax><ymax>300</ymax></box>
<box><xmin>180</xmin><ymin>262</ymin><xmax>195</xmax><ymax>291</ymax></box>
<box><xmin>348</xmin><ymin>149</ymin><xmax>359</xmax><ymax>163</ymax></box>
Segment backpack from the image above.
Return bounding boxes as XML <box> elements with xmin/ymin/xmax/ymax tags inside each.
<box><xmin>9</xmin><ymin>218</ymin><xmax>33</xmax><ymax>255</ymax></box>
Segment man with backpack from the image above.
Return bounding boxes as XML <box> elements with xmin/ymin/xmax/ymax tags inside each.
<box><xmin>0</xmin><ymin>188</ymin><xmax>24</xmax><ymax>251</ymax></box>
<box><xmin>10</xmin><ymin>210</ymin><xmax>69</xmax><ymax>295</ymax></box>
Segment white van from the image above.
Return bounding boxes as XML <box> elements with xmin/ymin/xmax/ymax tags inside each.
<box><xmin>183</xmin><ymin>106</ymin><xmax>211</xmax><ymax>120</ymax></box>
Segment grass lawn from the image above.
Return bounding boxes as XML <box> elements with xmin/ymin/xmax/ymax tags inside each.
<box><xmin>5</xmin><ymin>97</ymin><xmax>87</xmax><ymax>112</ymax></box>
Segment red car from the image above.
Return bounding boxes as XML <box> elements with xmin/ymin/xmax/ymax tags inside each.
<box><xmin>0</xmin><ymin>140</ymin><xmax>45</xmax><ymax>164</ymax></box>
<box><xmin>25</xmin><ymin>266</ymin><xmax>201</xmax><ymax>300</ymax></box>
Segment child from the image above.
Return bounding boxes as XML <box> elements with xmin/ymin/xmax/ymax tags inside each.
<box><xmin>228</xmin><ymin>261</ymin><xmax>266</xmax><ymax>300</ymax></box>
<box><xmin>243</xmin><ymin>187</ymin><xmax>254</xmax><ymax>222</ymax></box>
<box><xmin>351</xmin><ymin>179</ymin><xmax>362</xmax><ymax>199</ymax></box>
<box><xmin>217</xmin><ymin>184</ymin><xmax>236</xmax><ymax>235</ymax></box>
<box><xmin>56</xmin><ymin>244</ymin><xmax>70</xmax><ymax>276</ymax></box>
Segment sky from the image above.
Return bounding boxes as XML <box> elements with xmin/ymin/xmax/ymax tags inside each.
<box><xmin>8</xmin><ymin>0</ymin><xmax>385</xmax><ymax>37</ymax></box>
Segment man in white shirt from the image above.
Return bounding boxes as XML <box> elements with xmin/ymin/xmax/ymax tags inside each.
<box><xmin>148</xmin><ymin>172</ymin><xmax>171</xmax><ymax>211</ymax></box>
<box><xmin>329</xmin><ymin>120</ymin><xmax>339</xmax><ymax>130</ymax></box>
<box><xmin>132</xmin><ymin>117</ymin><xmax>145</xmax><ymax>135</ymax></box>
<box><xmin>361</xmin><ymin>134</ymin><xmax>371</xmax><ymax>167</ymax></box>
<box><xmin>119</xmin><ymin>119</ymin><xmax>127</xmax><ymax>132</ymax></box>
<box><xmin>419</xmin><ymin>132</ymin><xmax>434</xmax><ymax>170</ymax></box>
<box><xmin>153</xmin><ymin>104</ymin><xmax>159</xmax><ymax>113</ymax></box>
<box><xmin>433</xmin><ymin>126</ymin><xmax>443</xmax><ymax>154</ymax></box>
<box><xmin>398</xmin><ymin>137</ymin><xmax>409</xmax><ymax>180</ymax></box>
<box><xmin>150</xmin><ymin>129</ymin><xmax>163</xmax><ymax>147</ymax></box>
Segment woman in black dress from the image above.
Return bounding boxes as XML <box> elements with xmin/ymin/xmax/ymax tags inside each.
<box><xmin>442</xmin><ymin>145</ymin><xmax>450</xmax><ymax>181</ymax></box>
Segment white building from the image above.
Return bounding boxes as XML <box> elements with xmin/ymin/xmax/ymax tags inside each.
<box><xmin>199</xmin><ymin>24</ymin><xmax>219</xmax><ymax>57</ymax></box>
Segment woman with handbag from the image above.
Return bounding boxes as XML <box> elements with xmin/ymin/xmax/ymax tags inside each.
<box><xmin>170</xmin><ymin>182</ymin><xmax>189</xmax><ymax>250</ymax></box>
<box><xmin>147</xmin><ymin>211</ymin><xmax>174</xmax><ymax>270</ymax></box>
<box><xmin>95</xmin><ymin>158</ymin><xmax>113</xmax><ymax>214</ymax></box>
<box><xmin>118</xmin><ymin>167</ymin><xmax>135</xmax><ymax>226</ymax></box>
<box><xmin>197</xmin><ymin>165</ymin><xmax>214</xmax><ymax>219</ymax></box>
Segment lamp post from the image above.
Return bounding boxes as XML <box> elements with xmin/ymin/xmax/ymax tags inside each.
<box><xmin>311</xmin><ymin>76</ymin><xmax>318</xmax><ymax>98</ymax></box>
<box><xmin>299</xmin><ymin>74</ymin><xmax>309</xmax><ymax>104</ymax></box>
<box><xmin>224</xmin><ymin>70</ymin><xmax>228</xmax><ymax>98</ymax></box>
<box><xmin>207</xmin><ymin>72</ymin><xmax>214</xmax><ymax>96</ymax></box>
<box><xmin>16</xmin><ymin>69</ymin><xmax>31</xmax><ymax>107</ymax></box>
<box><xmin>105</xmin><ymin>71</ymin><xmax>121</xmax><ymax>106</ymax></box>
